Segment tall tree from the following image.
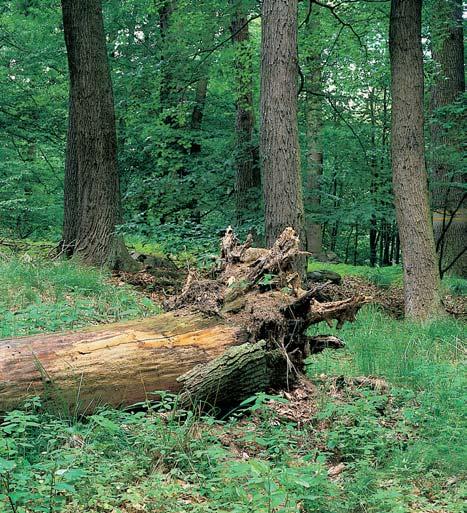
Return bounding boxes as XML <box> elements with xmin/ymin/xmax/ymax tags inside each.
<box><xmin>190</xmin><ymin>75</ymin><xmax>209</xmax><ymax>154</ymax></box>
<box><xmin>304</xmin><ymin>5</ymin><xmax>324</xmax><ymax>256</ymax></box>
<box><xmin>61</xmin><ymin>0</ymin><xmax>134</xmax><ymax>269</ymax></box>
<box><xmin>158</xmin><ymin>0</ymin><xmax>176</xmax><ymax>121</ymax></box>
<box><xmin>231</xmin><ymin>0</ymin><xmax>260</xmax><ymax>221</ymax></box>
<box><xmin>260</xmin><ymin>0</ymin><xmax>305</xmax><ymax>254</ymax></box>
<box><xmin>430</xmin><ymin>0</ymin><xmax>466</xmax><ymax>277</ymax></box>
<box><xmin>389</xmin><ymin>0</ymin><xmax>442</xmax><ymax>319</ymax></box>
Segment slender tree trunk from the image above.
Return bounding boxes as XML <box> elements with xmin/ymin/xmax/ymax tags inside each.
<box><xmin>369</xmin><ymin>218</ymin><xmax>378</xmax><ymax>267</ymax></box>
<box><xmin>389</xmin><ymin>0</ymin><xmax>442</xmax><ymax>319</ymax></box>
<box><xmin>395</xmin><ymin>232</ymin><xmax>400</xmax><ymax>265</ymax></box>
<box><xmin>344</xmin><ymin>226</ymin><xmax>353</xmax><ymax>264</ymax></box>
<box><xmin>159</xmin><ymin>0</ymin><xmax>176</xmax><ymax>121</ymax></box>
<box><xmin>383</xmin><ymin>224</ymin><xmax>391</xmax><ymax>265</ymax></box>
<box><xmin>61</xmin><ymin>0</ymin><xmax>135</xmax><ymax>270</ymax></box>
<box><xmin>378</xmin><ymin>220</ymin><xmax>385</xmax><ymax>266</ymax></box>
<box><xmin>231</xmin><ymin>1</ymin><xmax>260</xmax><ymax>221</ymax></box>
<box><xmin>304</xmin><ymin>6</ymin><xmax>323</xmax><ymax>256</ymax></box>
<box><xmin>190</xmin><ymin>76</ymin><xmax>209</xmax><ymax>154</ymax></box>
<box><xmin>260</xmin><ymin>0</ymin><xmax>305</xmax><ymax>263</ymax></box>
<box><xmin>330</xmin><ymin>221</ymin><xmax>339</xmax><ymax>252</ymax></box>
<box><xmin>353</xmin><ymin>222</ymin><xmax>359</xmax><ymax>266</ymax></box>
<box><xmin>430</xmin><ymin>0</ymin><xmax>466</xmax><ymax>277</ymax></box>
<box><xmin>389</xmin><ymin>224</ymin><xmax>395</xmax><ymax>263</ymax></box>
<box><xmin>369</xmin><ymin>88</ymin><xmax>379</xmax><ymax>267</ymax></box>
<box><xmin>329</xmin><ymin>175</ymin><xmax>340</xmax><ymax>252</ymax></box>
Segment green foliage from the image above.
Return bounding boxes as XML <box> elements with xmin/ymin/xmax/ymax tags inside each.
<box><xmin>443</xmin><ymin>276</ymin><xmax>467</xmax><ymax>296</ymax></box>
<box><xmin>0</xmin><ymin>257</ymin><xmax>160</xmax><ymax>337</ymax></box>
<box><xmin>308</xmin><ymin>261</ymin><xmax>467</xmax><ymax>294</ymax></box>
<box><xmin>1</xmin><ymin>0</ymin><xmax>462</xmax><ymax>269</ymax></box>
<box><xmin>308</xmin><ymin>260</ymin><xmax>403</xmax><ymax>286</ymax></box>
<box><xmin>1</xmin><ymin>300</ymin><xmax>464</xmax><ymax>512</ymax></box>
<box><xmin>307</xmin><ymin>307</ymin><xmax>466</xmax><ymax>484</ymax></box>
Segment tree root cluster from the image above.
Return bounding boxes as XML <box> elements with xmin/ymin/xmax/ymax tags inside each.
<box><xmin>0</xmin><ymin>227</ymin><xmax>371</xmax><ymax>413</ymax></box>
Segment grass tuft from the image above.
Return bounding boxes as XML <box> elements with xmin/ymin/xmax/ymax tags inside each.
<box><xmin>0</xmin><ymin>257</ymin><xmax>160</xmax><ymax>338</ymax></box>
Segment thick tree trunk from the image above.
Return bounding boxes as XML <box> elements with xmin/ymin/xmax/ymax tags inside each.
<box><xmin>0</xmin><ymin>229</ymin><xmax>370</xmax><ymax>413</ymax></box>
<box><xmin>304</xmin><ymin>6</ymin><xmax>323</xmax><ymax>256</ymax></box>
<box><xmin>260</xmin><ymin>0</ymin><xmax>305</xmax><ymax>258</ymax></box>
<box><xmin>389</xmin><ymin>0</ymin><xmax>442</xmax><ymax>320</ymax></box>
<box><xmin>430</xmin><ymin>0</ymin><xmax>466</xmax><ymax>277</ymax></box>
<box><xmin>158</xmin><ymin>0</ymin><xmax>176</xmax><ymax>120</ymax></box>
<box><xmin>61</xmin><ymin>0</ymin><xmax>135</xmax><ymax>270</ymax></box>
<box><xmin>0</xmin><ymin>312</ymin><xmax>247</xmax><ymax>412</ymax></box>
<box><xmin>231</xmin><ymin>1</ymin><xmax>260</xmax><ymax>221</ymax></box>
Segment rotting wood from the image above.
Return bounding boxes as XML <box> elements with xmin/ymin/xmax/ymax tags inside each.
<box><xmin>0</xmin><ymin>227</ymin><xmax>371</xmax><ymax>413</ymax></box>
<box><xmin>0</xmin><ymin>312</ymin><xmax>249</xmax><ymax>412</ymax></box>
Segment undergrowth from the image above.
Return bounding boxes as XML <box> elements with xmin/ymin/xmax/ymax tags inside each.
<box><xmin>0</xmin><ymin>260</ymin><xmax>465</xmax><ymax>512</ymax></box>
<box><xmin>0</xmin><ymin>257</ymin><xmax>160</xmax><ymax>338</ymax></box>
<box><xmin>308</xmin><ymin>260</ymin><xmax>467</xmax><ymax>295</ymax></box>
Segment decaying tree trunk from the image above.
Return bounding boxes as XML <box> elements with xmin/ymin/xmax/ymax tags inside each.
<box><xmin>0</xmin><ymin>228</ymin><xmax>371</xmax><ymax>413</ymax></box>
<box><xmin>0</xmin><ymin>312</ymin><xmax>246</xmax><ymax>413</ymax></box>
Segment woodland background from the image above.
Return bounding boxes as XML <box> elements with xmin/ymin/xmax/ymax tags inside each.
<box><xmin>1</xmin><ymin>0</ymin><xmax>464</xmax><ymax>268</ymax></box>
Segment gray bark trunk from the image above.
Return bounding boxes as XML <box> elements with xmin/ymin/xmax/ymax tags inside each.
<box><xmin>231</xmin><ymin>1</ymin><xmax>260</xmax><ymax>221</ymax></box>
<box><xmin>389</xmin><ymin>0</ymin><xmax>442</xmax><ymax>319</ymax></box>
<box><xmin>260</xmin><ymin>0</ymin><xmax>305</xmax><ymax>274</ymax></box>
<box><xmin>304</xmin><ymin>7</ymin><xmax>323</xmax><ymax>255</ymax></box>
<box><xmin>430</xmin><ymin>0</ymin><xmax>466</xmax><ymax>277</ymax></box>
<box><xmin>61</xmin><ymin>0</ymin><xmax>135</xmax><ymax>270</ymax></box>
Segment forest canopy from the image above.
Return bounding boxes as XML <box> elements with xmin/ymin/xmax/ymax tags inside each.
<box><xmin>1</xmin><ymin>0</ymin><xmax>464</xmax><ymax>272</ymax></box>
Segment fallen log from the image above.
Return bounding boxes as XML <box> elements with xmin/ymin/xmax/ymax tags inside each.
<box><xmin>0</xmin><ymin>228</ymin><xmax>371</xmax><ymax>413</ymax></box>
<box><xmin>0</xmin><ymin>312</ymin><xmax>248</xmax><ymax>412</ymax></box>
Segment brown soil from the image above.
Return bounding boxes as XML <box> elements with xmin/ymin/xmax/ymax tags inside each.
<box><xmin>111</xmin><ymin>256</ymin><xmax>466</xmax><ymax>320</ymax></box>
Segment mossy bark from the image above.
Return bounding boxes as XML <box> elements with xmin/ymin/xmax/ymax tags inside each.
<box><xmin>178</xmin><ymin>341</ymin><xmax>288</xmax><ymax>409</ymax></box>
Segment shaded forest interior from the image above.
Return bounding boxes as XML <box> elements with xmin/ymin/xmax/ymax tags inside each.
<box><xmin>1</xmin><ymin>0</ymin><xmax>464</xmax><ymax>283</ymax></box>
<box><xmin>0</xmin><ymin>1</ymin><xmax>466</xmax><ymax>511</ymax></box>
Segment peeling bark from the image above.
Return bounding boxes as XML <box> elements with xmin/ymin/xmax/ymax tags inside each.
<box><xmin>1</xmin><ymin>228</ymin><xmax>369</xmax><ymax>413</ymax></box>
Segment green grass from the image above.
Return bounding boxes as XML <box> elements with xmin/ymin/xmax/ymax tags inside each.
<box><xmin>0</xmin><ymin>257</ymin><xmax>160</xmax><ymax>338</ymax></box>
<box><xmin>0</xmin><ymin>261</ymin><xmax>465</xmax><ymax>512</ymax></box>
<box><xmin>307</xmin><ymin>306</ymin><xmax>466</xmax><ymax>496</ymax></box>
<box><xmin>308</xmin><ymin>260</ymin><xmax>467</xmax><ymax>294</ymax></box>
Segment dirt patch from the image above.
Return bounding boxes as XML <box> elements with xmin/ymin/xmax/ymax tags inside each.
<box><xmin>325</xmin><ymin>275</ymin><xmax>466</xmax><ymax>319</ymax></box>
<box><xmin>325</xmin><ymin>276</ymin><xmax>404</xmax><ymax>318</ymax></box>
<box><xmin>112</xmin><ymin>258</ymin><xmax>187</xmax><ymax>302</ymax></box>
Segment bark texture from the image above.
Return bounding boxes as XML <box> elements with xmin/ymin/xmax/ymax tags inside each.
<box><xmin>61</xmin><ymin>0</ymin><xmax>134</xmax><ymax>269</ymax></box>
<box><xmin>260</xmin><ymin>0</ymin><xmax>305</xmax><ymax>252</ymax></box>
<box><xmin>430</xmin><ymin>0</ymin><xmax>466</xmax><ymax>277</ymax></box>
<box><xmin>158</xmin><ymin>0</ymin><xmax>177</xmax><ymax>118</ymax></box>
<box><xmin>304</xmin><ymin>7</ymin><xmax>323</xmax><ymax>255</ymax></box>
<box><xmin>231</xmin><ymin>0</ymin><xmax>260</xmax><ymax>220</ymax></box>
<box><xmin>0</xmin><ymin>312</ymin><xmax>247</xmax><ymax>412</ymax></box>
<box><xmin>190</xmin><ymin>76</ymin><xmax>209</xmax><ymax>154</ymax></box>
<box><xmin>0</xmin><ymin>229</ymin><xmax>369</xmax><ymax>413</ymax></box>
<box><xmin>389</xmin><ymin>0</ymin><xmax>442</xmax><ymax>319</ymax></box>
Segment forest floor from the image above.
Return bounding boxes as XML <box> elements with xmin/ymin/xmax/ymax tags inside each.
<box><xmin>0</xmin><ymin>249</ymin><xmax>465</xmax><ymax>512</ymax></box>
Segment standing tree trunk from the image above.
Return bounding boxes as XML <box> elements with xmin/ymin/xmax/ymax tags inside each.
<box><xmin>231</xmin><ymin>1</ymin><xmax>260</xmax><ymax>222</ymax></box>
<box><xmin>430</xmin><ymin>0</ymin><xmax>466</xmax><ymax>277</ymax></box>
<box><xmin>158</xmin><ymin>0</ymin><xmax>176</xmax><ymax>121</ymax></box>
<box><xmin>389</xmin><ymin>0</ymin><xmax>442</xmax><ymax>320</ymax></box>
<box><xmin>368</xmin><ymin>88</ymin><xmax>379</xmax><ymax>267</ymax></box>
<box><xmin>304</xmin><ymin>6</ymin><xmax>324</xmax><ymax>256</ymax></box>
<box><xmin>190</xmin><ymin>75</ymin><xmax>209</xmax><ymax>154</ymax></box>
<box><xmin>260</xmin><ymin>0</ymin><xmax>305</xmax><ymax>265</ymax></box>
<box><xmin>61</xmin><ymin>0</ymin><xmax>135</xmax><ymax>270</ymax></box>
